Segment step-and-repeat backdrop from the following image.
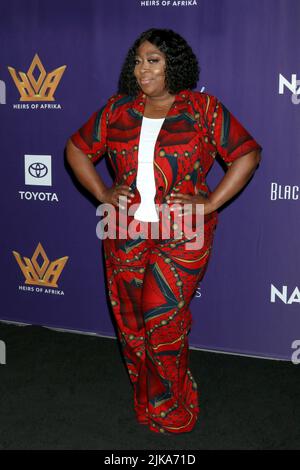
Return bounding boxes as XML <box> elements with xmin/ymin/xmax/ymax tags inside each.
<box><xmin>1</xmin><ymin>0</ymin><xmax>299</xmax><ymax>361</ymax></box>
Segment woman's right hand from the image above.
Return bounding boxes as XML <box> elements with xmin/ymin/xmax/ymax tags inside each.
<box><xmin>100</xmin><ymin>184</ymin><xmax>134</xmax><ymax>209</ymax></box>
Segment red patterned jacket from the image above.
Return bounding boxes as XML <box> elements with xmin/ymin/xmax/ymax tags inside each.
<box><xmin>70</xmin><ymin>88</ymin><xmax>262</xmax><ymax>232</ymax></box>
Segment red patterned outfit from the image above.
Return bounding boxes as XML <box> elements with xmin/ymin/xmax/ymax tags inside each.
<box><xmin>70</xmin><ymin>89</ymin><xmax>262</xmax><ymax>434</ymax></box>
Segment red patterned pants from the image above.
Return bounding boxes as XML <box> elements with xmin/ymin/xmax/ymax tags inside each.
<box><xmin>103</xmin><ymin>217</ymin><xmax>216</xmax><ymax>434</ymax></box>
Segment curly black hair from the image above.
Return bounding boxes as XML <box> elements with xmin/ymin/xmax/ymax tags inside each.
<box><xmin>117</xmin><ymin>28</ymin><xmax>200</xmax><ymax>97</ymax></box>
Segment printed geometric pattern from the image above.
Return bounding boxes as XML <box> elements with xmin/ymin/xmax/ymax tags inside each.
<box><xmin>103</xmin><ymin>224</ymin><xmax>215</xmax><ymax>434</ymax></box>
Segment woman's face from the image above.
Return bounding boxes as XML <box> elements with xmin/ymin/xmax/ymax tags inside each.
<box><xmin>134</xmin><ymin>40</ymin><xmax>168</xmax><ymax>96</ymax></box>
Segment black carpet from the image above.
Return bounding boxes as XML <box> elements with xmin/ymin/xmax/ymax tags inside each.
<box><xmin>0</xmin><ymin>322</ymin><xmax>299</xmax><ymax>450</ymax></box>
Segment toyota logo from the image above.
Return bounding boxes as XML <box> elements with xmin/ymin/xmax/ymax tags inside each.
<box><xmin>28</xmin><ymin>162</ymin><xmax>48</xmax><ymax>178</ymax></box>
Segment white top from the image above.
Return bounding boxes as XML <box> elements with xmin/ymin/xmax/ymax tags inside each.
<box><xmin>134</xmin><ymin>116</ymin><xmax>165</xmax><ymax>222</ymax></box>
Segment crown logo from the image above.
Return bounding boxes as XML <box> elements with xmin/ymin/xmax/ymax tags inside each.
<box><xmin>13</xmin><ymin>242</ymin><xmax>68</xmax><ymax>287</ymax></box>
<box><xmin>8</xmin><ymin>54</ymin><xmax>66</xmax><ymax>101</ymax></box>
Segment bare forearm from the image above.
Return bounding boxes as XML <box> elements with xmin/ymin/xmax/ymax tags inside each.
<box><xmin>209</xmin><ymin>150</ymin><xmax>261</xmax><ymax>211</ymax></box>
<box><xmin>65</xmin><ymin>139</ymin><xmax>107</xmax><ymax>202</ymax></box>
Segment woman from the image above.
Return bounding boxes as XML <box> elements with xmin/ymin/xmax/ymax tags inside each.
<box><xmin>66</xmin><ymin>28</ymin><xmax>262</xmax><ymax>434</ymax></box>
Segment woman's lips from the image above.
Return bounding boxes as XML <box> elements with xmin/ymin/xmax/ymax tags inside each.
<box><xmin>140</xmin><ymin>79</ymin><xmax>152</xmax><ymax>85</ymax></box>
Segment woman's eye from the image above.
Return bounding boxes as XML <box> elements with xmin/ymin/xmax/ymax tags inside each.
<box><xmin>134</xmin><ymin>59</ymin><xmax>159</xmax><ymax>65</ymax></box>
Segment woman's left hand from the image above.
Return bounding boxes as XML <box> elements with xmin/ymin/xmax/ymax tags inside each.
<box><xmin>166</xmin><ymin>192</ymin><xmax>216</xmax><ymax>216</ymax></box>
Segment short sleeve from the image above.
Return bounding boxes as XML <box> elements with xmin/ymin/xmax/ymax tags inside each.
<box><xmin>206</xmin><ymin>95</ymin><xmax>262</xmax><ymax>166</ymax></box>
<box><xmin>70</xmin><ymin>96</ymin><xmax>115</xmax><ymax>164</ymax></box>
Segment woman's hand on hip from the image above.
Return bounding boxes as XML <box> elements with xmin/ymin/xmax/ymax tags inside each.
<box><xmin>100</xmin><ymin>185</ymin><xmax>134</xmax><ymax>209</ymax></box>
<box><xmin>166</xmin><ymin>192</ymin><xmax>216</xmax><ymax>216</ymax></box>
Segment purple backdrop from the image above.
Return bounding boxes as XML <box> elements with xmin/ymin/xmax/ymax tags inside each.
<box><xmin>1</xmin><ymin>0</ymin><xmax>299</xmax><ymax>360</ymax></box>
